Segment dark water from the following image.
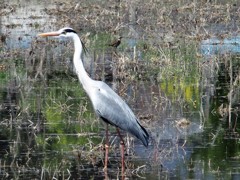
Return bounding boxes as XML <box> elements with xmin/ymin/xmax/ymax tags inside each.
<box><xmin>1</xmin><ymin>0</ymin><xmax>240</xmax><ymax>179</ymax></box>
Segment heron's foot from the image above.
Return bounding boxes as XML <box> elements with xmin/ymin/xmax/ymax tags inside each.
<box><xmin>103</xmin><ymin>166</ymin><xmax>109</xmax><ymax>180</ymax></box>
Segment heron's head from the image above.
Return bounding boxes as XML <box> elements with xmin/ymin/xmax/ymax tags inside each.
<box><xmin>38</xmin><ymin>27</ymin><xmax>88</xmax><ymax>54</ymax></box>
<box><xmin>38</xmin><ymin>27</ymin><xmax>77</xmax><ymax>38</ymax></box>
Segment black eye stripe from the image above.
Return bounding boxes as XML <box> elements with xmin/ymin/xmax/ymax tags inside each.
<box><xmin>63</xmin><ymin>29</ymin><xmax>77</xmax><ymax>34</ymax></box>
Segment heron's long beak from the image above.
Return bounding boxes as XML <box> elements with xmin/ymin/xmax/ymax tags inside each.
<box><xmin>38</xmin><ymin>31</ymin><xmax>60</xmax><ymax>37</ymax></box>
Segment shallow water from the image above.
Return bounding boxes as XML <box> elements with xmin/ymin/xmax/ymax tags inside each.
<box><xmin>1</xmin><ymin>0</ymin><xmax>240</xmax><ymax>179</ymax></box>
<box><xmin>201</xmin><ymin>36</ymin><xmax>240</xmax><ymax>56</ymax></box>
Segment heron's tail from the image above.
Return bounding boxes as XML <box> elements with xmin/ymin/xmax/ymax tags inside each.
<box><xmin>134</xmin><ymin>120</ymin><xmax>149</xmax><ymax>147</ymax></box>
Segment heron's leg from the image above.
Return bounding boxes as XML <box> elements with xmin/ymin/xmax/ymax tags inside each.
<box><xmin>116</xmin><ymin>128</ymin><xmax>125</xmax><ymax>175</ymax></box>
<box><xmin>104</xmin><ymin>124</ymin><xmax>109</xmax><ymax>171</ymax></box>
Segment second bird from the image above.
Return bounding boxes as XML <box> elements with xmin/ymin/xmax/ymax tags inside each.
<box><xmin>108</xmin><ymin>36</ymin><xmax>122</xmax><ymax>48</ymax></box>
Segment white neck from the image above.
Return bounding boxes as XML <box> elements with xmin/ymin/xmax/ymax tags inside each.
<box><xmin>72</xmin><ymin>34</ymin><xmax>93</xmax><ymax>91</ymax></box>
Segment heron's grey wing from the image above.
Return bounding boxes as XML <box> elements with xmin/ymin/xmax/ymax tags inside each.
<box><xmin>91</xmin><ymin>83</ymin><xmax>133</xmax><ymax>127</ymax></box>
<box><xmin>89</xmin><ymin>82</ymin><xmax>149</xmax><ymax>146</ymax></box>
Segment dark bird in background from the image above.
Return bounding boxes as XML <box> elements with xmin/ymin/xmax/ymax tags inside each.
<box><xmin>108</xmin><ymin>36</ymin><xmax>122</xmax><ymax>48</ymax></box>
<box><xmin>38</xmin><ymin>28</ymin><xmax>149</xmax><ymax>175</ymax></box>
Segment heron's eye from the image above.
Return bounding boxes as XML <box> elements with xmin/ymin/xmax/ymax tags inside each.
<box><xmin>62</xmin><ymin>31</ymin><xmax>66</xmax><ymax>35</ymax></box>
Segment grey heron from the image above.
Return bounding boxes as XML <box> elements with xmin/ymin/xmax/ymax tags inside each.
<box><xmin>38</xmin><ymin>27</ymin><xmax>149</xmax><ymax>172</ymax></box>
